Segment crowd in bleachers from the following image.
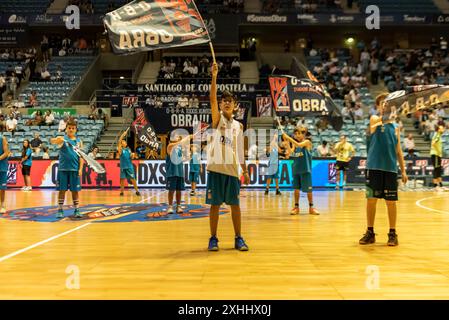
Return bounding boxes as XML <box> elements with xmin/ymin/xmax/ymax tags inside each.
<box><xmin>195</xmin><ymin>0</ymin><xmax>244</xmax><ymax>14</ymax></box>
<box><xmin>262</xmin><ymin>0</ymin><xmax>342</xmax><ymax>14</ymax></box>
<box><xmin>0</xmin><ymin>48</ymin><xmax>38</xmax><ymax>103</ymax></box>
<box><xmin>0</xmin><ymin>0</ymin><xmax>53</xmax><ymax>14</ymax></box>
<box><xmin>157</xmin><ymin>56</ymin><xmax>240</xmax><ymax>84</ymax></box>
<box><xmin>378</xmin><ymin>43</ymin><xmax>448</xmax><ymax>92</ymax></box>
<box><xmin>69</xmin><ymin>0</ymin><xmax>94</xmax><ymax>13</ymax></box>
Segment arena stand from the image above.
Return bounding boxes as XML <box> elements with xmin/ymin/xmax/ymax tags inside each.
<box><xmin>0</xmin><ymin>0</ymin><xmax>53</xmax><ymax>14</ymax></box>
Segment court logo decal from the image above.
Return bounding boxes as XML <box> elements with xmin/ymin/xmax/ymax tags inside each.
<box><xmin>0</xmin><ymin>203</ymin><xmax>228</xmax><ymax>223</ymax></box>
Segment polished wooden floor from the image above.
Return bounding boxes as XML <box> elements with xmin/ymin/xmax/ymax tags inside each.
<box><xmin>1</xmin><ymin>187</ymin><xmax>449</xmax><ymax>299</ymax></box>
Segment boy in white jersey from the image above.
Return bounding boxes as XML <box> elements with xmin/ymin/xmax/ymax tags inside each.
<box><xmin>206</xmin><ymin>62</ymin><xmax>250</xmax><ymax>252</ymax></box>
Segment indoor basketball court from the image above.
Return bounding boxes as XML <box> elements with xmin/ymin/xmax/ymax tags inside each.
<box><xmin>1</xmin><ymin>188</ymin><xmax>449</xmax><ymax>300</ymax></box>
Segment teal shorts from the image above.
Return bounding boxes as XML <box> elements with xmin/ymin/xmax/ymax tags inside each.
<box><xmin>0</xmin><ymin>171</ymin><xmax>7</xmax><ymax>190</ymax></box>
<box><xmin>292</xmin><ymin>172</ymin><xmax>312</xmax><ymax>193</ymax></box>
<box><xmin>57</xmin><ymin>170</ymin><xmax>81</xmax><ymax>192</ymax></box>
<box><xmin>206</xmin><ymin>171</ymin><xmax>240</xmax><ymax>206</ymax></box>
<box><xmin>120</xmin><ymin>168</ymin><xmax>136</xmax><ymax>182</ymax></box>
<box><xmin>166</xmin><ymin>176</ymin><xmax>185</xmax><ymax>191</ymax></box>
<box><xmin>189</xmin><ymin>171</ymin><xmax>200</xmax><ymax>184</ymax></box>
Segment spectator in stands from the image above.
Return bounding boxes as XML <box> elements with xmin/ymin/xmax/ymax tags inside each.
<box><xmin>11</xmin><ymin>106</ymin><xmax>21</xmax><ymax>120</ymax></box>
<box><xmin>403</xmin><ymin>133</ymin><xmax>415</xmax><ymax>154</ymax></box>
<box><xmin>42</xmin><ymin>146</ymin><xmax>50</xmax><ymax>159</ymax></box>
<box><xmin>97</xmin><ymin>108</ymin><xmax>108</xmax><ymax>128</ymax></box>
<box><xmin>155</xmin><ymin>97</ymin><xmax>163</xmax><ymax>108</ymax></box>
<box><xmin>248</xmin><ymin>143</ymin><xmax>258</xmax><ymax>160</ymax></box>
<box><xmin>88</xmin><ymin>104</ymin><xmax>98</xmax><ymax>120</ymax></box>
<box><xmin>40</xmin><ymin>68</ymin><xmax>51</xmax><ymax>81</ymax></box>
<box><xmin>177</xmin><ymin>95</ymin><xmax>189</xmax><ymax>108</ymax></box>
<box><xmin>370</xmin><ymin>57</ymin><xmax>379</xmax><ymax>85</ymax></box>
<box><xmin>31</xmin><ymin>133</ymin><xmax>43</xmax><ymax>149</ymax></box>
<box><xmin>354</xmin><ymin>104</ymin><xmax>364</xmax><ymax>120</ymax></box>
<box><xmin>8</xmin><ymin>72</ymin><xmax>18</xmax><ymax>99</ymax></box>
<box><xmin>13</xmin><ymin>97</ymin><xmax>25</xmax><ymax>109</ymax></box>
<box><xmin>189</xmin><ymin>94</ymin><xmax>199</xmax><ymax>108</ymax></box>
<box><xmin>136</xmin><ymin>143</ymin><xmax>146</xmax><ymax>159</ymax></box>
<box><xmin>315</xmin><ymin>118</ymin><xmax>328</xmax><ymax>135</ymax></box>
<box><xmin>360</xmin><ymin>49</ymin><xmax>370</xmax><ymax>74</ymax></box>
<box><xmin>0</xmin><ymin>73</ymin><xmax>5</xmax><ymax>104</ymax></box>
<box><xmin>27</xmin><ymin>110</ymin><xmax>44</xmax><ymax>126</ymax></box>
<box><xmin>55</xmin><ymin>66</ymin><xmax>63</xmax><ymax>81</ymax></box>
<box><xmin>436</xmin><ymin>105</ymin><xmax>447</xmax><ymax>118</ymax></box>
<box><xmin>88</xmin><ymin>146</ymin><xmax>103</xmax><ymax>159</ymax></box>
<box><xmin>316</xmin><ymin>141</ymin><xmax>330</xmax><ymax>157</ymax></box>
<box><xmin>78</xmin><ymin>37</ymin><xmax>88</xmax><ymax>50</ymax></box>
<box><xmin>59</xmin><ymin>116</ymin><xmax>68</xmax><ymax>132</ymax></box>
<box><xmin>44</xmin><ymin>110</ymin><xmax>55</xmax><ymax>126</ymax></box>
<box><xmin>6</xmin><ymin>114</ymin><xmax>17</xmax><ymax>134</ymax></box>
<box><xmin>28</xmin><ymin>91</ymin><xmax>38</xmax><ymax>107</ymax></box>
<box><xmin>41</xmin><ymin>35</ymin><xmax>50</xmax><ymax>62</ymax></box>
<box><xmin>231</xmin><ymin>58</ymin><xmax>240</xmax><ymax>77</ymax></box>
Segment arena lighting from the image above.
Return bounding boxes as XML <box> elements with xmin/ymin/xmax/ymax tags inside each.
<box><xmin>120</xmin><ymin>76</ymin><xmax>125</xmax><ymax>79</ymax></box>
<box><xmin>345</xmin><ymin>37</ymin><xmax>355</xmax><ymax>45</ymax></box>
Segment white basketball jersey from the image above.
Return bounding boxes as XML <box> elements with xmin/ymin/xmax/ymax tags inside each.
<box><xmin>206</xmin><ymin>113</ymin><xmax>243</xmax><ymax>178</ymax></box>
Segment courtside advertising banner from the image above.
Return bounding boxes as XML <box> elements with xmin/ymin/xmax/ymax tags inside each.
<box><xmin>7</xmin><ymin>159</ymin><xmax>343</xmax><ymax>188</ymax></box>
<box><xmin>103</xmin><ymin>0</ymin><xmax>211</xmax><ymax>55</ymax></box>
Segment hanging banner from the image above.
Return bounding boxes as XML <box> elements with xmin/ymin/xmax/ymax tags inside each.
<box><xmin>256</xmin><ymin>96</ymin><xmax>272</xmax><ymax>117</ymax></box>
<box><xmin>385</xmin><ymin>85</ymin><xmax>449</xmax><ymax>115</ymax></box>
<box><xmin>143</xmin><ymin>103</ymin><xmax>250</xmax><ymax>134</ymax></box>
<box><xmin>103</xmin><ymin>0</ymin><xmax>210</xmax><ymax>55</ymax></box>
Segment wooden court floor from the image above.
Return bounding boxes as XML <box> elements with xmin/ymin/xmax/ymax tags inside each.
<box><xmin>1</xmin><ymin>188</ymin><xmax>449</xmax><ymax>299</ymax></box>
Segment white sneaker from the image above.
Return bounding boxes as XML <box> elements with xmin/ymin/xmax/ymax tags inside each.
<box><xmin>21</xmin><ymin>186</ymin><xmax>27</xmax><ymax>191</ymax></box>
<box><xmin>0</xmin><ymin>208</ymin><xmax>6</xmax><ymax>214</ymax></box>
<box><xmin>167</xmin><ymin>206</ymin><xmax>174</xmax><ymax>214</ymax></box>
<box><xmin>25</xmin><ymin>186</ymin><xmax>32</xmax><ymax>191</ymax></box>
<box><xmin>176</xmin><ymin>206</ymin><xmax>183</xmax><ymax>214</ymax></box>
<box><xmin>434</xmin><ymin>186</ymin><xmax>444</xmax><ymax>192</ymax></box>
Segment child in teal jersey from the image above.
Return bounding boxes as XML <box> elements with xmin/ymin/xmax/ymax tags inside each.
<box><xmin>282</xmin><ymin>128</ymin><xmax>319</xmax><ymax>215</ymax></box>
<box><xmin>189</xmin><ymin>143</ymin><xmax>202</xmax><ymax>196</ymax></box>
<box><xmin>166</xmin><ymin>132</ymin><xmax>192</xmax><ymax>214</ymax></box>
<box><xmin>50</xmin><ymin>120</ymin><xmax>84</xmax><ymax>219</ymax></box>
<box><xmin>0</xmin><ymin>123</ymin><xmax>10</xmax><ymax>214</ymax></box>
<box><xmin>265</xmin><ymin>132</ymin><xmax>281</xmax><ymax>195</ymax></box>
<box><xmin>118</xmin><ymin>128</ymin><xmax>140</xmax><ymax>196</ymax></box>
<box><xmin>359</xmin><ymin>93</ymin><xmax>408</xmax><ymax>247</ymax></box>
<box><xmin>21</xmin><ymin>139</ymin><xmax>33</xmax><ymax>191</ymax></box>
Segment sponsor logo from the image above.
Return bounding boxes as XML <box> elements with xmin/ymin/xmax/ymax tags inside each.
<box><xmin>330</xmin><ymin>14</ymin><xmax>354</xmax><ymax>23</ymax></box>
<box><xmin>246</xmin><ymin>14</ymin><xmax>287</xmax><ymax>23</ymax></box>
<box><xmin>403</xmin><ymin>15</ymin><xmax>426</xmax><ymax>23</ymax></box>
<box><xmin>34</xmin><ymin>14</ymin><xmax>54</xmax><ymax>23</ymax></box>
<box><xmin>297</xmin><ymin>14</ymin><xmax>318</xmax><ymax>23</ymax></box>
<box><xmin>1</xmin><ymin>203</ymin><xmax>229</xmax><ymax>222</ymax></box>
<box><xmin>8</xmin><ymin>14</ymin><xmax>27</xmax><ymax>24</ymax></box>
<box><xmin>379</xmin><ymin>15</ymin><xmax>395</xmax><ymax>23</ymax></box>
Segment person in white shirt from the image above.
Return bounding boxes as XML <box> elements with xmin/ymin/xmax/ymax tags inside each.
<box><xmin>316</xmin><ymin>141</ymin><xmax>330</xmax><ymax>157</ymax></box>
<box><xmin>403</xmin><ymin>133</ymin><xmax>415</xmax><ymax>152</ymax></box>
<box><xmin>6</xmin><ymin>114</ymin><xmax>18</xmax><ymax>133</ymax></box>
<box><xmin>88</xmin><ymin>146</ymin><xmax>103</xmax><ymax>159</ymax></box>
<box><xmin>41</xmin><ymin>68</ymin><xmax>51</xmax><ymax>80</ymax></box>
<box><xmin>436</xmin><ymin>106</ymin><xmax>446</xmax><ymax>118</ymax></box>
<box><xmin>13</xmin><ymin>97</ymin><xmax>25</xmax><ymax>108</ymax></box>
<box><xmin>58</xmin><ymin>117</ymin><xmax>68</xmax><ymax>132</ymax></box>
<box><xmin>44</xmin><ymin>110</ymin><xmax>55</xmax><ymax>126</ymax></box>
<box><xmin>354</xmin><ymin>104</ymin><xmax>364</xmax><ymax>120</ymax></box>
<box><xmin>177</xmin><ymin>95</ymin><xmax>189</xmax><ymax>108</ymax></box>
<box><xmin>190</xmin><ymin>64</ymin><xmax>198</xmax><ymax>77</ymax></box>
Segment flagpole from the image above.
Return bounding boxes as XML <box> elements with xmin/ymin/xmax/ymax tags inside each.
<box><xmin>209</xmin><ymin>42</ymin><xmax>216</xmax><ymax>64</ymax></box>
